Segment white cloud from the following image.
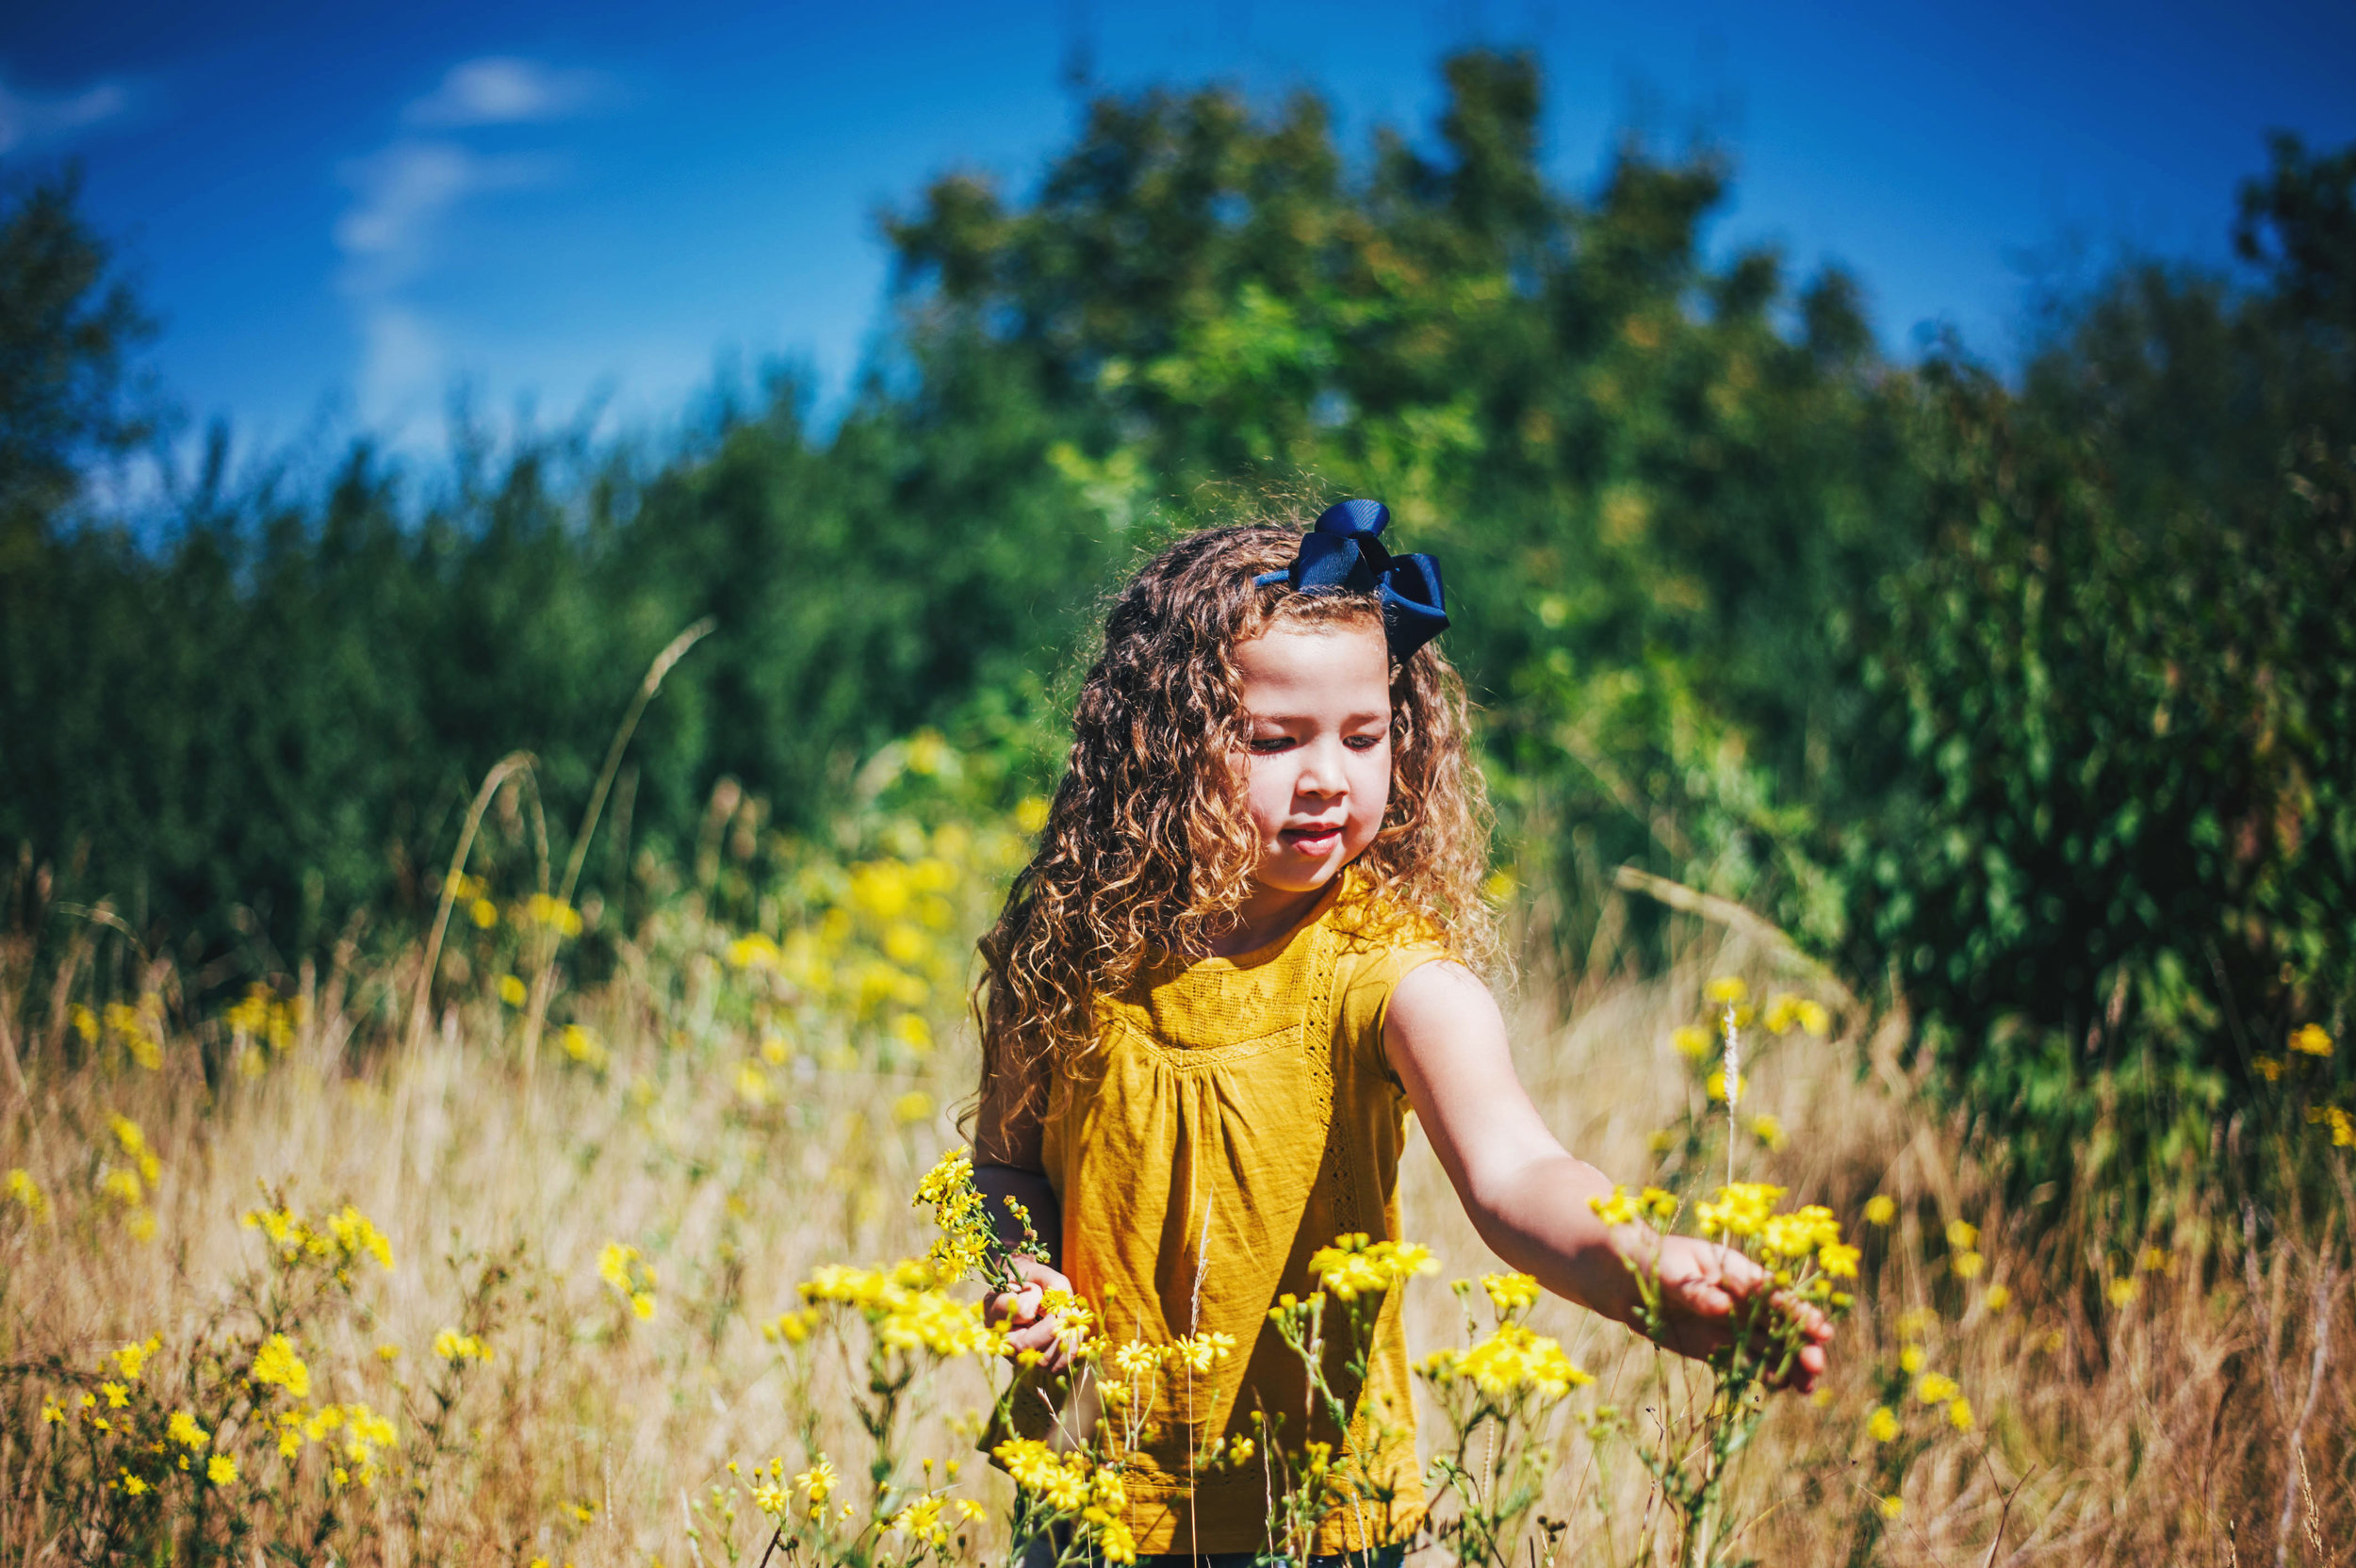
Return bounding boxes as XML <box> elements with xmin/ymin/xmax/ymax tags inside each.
<box><xmin>0</xmin><ymin>75</ymin><xmax>131</xmax><ymax>155</ymax></box>
<box><xmin>335</xmin><ymin>139</ymin><xmax>554</xmax><ymax>287</ymax></box>
<box><xmin>335</xmin><ymin>140</ymin><xmax>554</xmax><ymax>430</ymax></box>
<box><xmin>332</xmin><ymin>54</ymin><xmax>612</xmax><ymax>440</ymax></box>
<box><xmin>402</xmin><ymin>57</ymin><xmax>609</xmax><ymax>129</ymax></box>
<box><xmin>352</xmin><ymin>302</ymin><xmax>446</xmax><ymax>432</ymax></box>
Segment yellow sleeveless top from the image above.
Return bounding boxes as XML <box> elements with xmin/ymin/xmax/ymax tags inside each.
<box><xmin>1032</xmin><ymin>869</ymin><xmax>1451</xmax><ymax>1556</ymax></box>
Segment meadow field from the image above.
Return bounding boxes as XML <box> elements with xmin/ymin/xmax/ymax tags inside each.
<box><xmin>5</xmin><ymin>45</ymin><xmax>2354</xmax><ymax>1568</ymax></box>
<box><xmin>3</xmin><ymin>747</ymin><xmax>2348</xmax><ymax>1567</ymax></box>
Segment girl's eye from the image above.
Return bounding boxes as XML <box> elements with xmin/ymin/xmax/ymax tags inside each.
<box><xmin>1248</xmin><ymin>736</ymin><xmax>1296</xmax><ymax>754</ymax></box>
<box><xmin>1345</xmin><ymin>734</ymin><xmax>1384</xmax><ymax>751</ymax></box>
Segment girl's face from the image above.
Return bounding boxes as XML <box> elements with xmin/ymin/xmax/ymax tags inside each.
<box><xmin>1229</xmin><ymin>618</ymin><xmax>1393</xmax><ymax>913</ymax></box>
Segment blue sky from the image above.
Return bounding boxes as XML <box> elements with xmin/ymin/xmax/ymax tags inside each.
<box><xmin>5</xmin><ymin>0</ymin><xmax>2352</xmax><ymax>468</ymax></box>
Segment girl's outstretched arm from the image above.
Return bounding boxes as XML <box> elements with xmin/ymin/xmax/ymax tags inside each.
<box><xmin>1384</xmin><ymin>960</ymin><xmax>1830</xmax><ymax>1390</ymax></box>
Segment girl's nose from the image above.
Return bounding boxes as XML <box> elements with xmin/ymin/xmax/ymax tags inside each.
<box><xmin>1295</xmin><ymin>741</ymin><xmax>1348</xmax><ymax>797</ymax></box>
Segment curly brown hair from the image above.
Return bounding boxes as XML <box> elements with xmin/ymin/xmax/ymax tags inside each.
<box><xmin>973</xmin><ymin>518</ymin><xmax>1496</xmax><ymax>1141</ymax></box>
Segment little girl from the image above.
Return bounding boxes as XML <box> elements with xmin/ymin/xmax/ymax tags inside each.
<box><xmin>971</xmin><ymin>502</ymin><xmax>1829</xmax><ymax>1563</ymax></box>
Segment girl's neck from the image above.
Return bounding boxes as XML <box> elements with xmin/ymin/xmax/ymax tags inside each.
<box><xmin>1205</xmin><ymin>875</ymin><xmax>1339</xmax><ymax>958</ymax></box>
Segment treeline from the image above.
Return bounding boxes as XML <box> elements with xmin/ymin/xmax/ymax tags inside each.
<box><xmin>2</xmin><ymin>56</ymin><xmax>2350</xmax><ymax>1200</ymax></box>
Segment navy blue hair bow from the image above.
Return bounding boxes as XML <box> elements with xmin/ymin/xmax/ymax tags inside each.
<box><xmin>1253</xmin><ymin>498</ymin><xmax>1449</xmax><ymax>661</ymax></box>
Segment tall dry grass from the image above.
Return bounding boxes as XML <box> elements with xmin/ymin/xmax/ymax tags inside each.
<box><xmin>0</xmin><ymin>833</ymin><xmax>2348</xmax><ymax>1565</ymax></box>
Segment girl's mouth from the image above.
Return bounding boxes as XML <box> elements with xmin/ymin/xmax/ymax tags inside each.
<box><xmin>1282</xmin><ymin>825</ymin><xmax>1344</xmax><ymax>855</ymax></box>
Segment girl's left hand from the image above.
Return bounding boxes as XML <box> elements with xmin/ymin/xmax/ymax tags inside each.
<box><xmin>1633</xmin><ymin>1233</ymin><xmax>1833</xmax><ymax>1394</ymax></box>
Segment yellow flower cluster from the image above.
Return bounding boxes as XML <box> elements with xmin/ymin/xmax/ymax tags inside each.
<box><xmin>993</xmin><ymin>1439</ymin><xmax>1137</xmax><ymax>1562</ymax></box>
<box><xmin>799</xmin><ymin>1261</ymin><xmax>1003</xmax><ymax>1358</ymax></box>
<box><xmin>251</xmin><ymin>1334</ymin><xmax>311</xmax><ymax>1399</ymax></box>
<box><xmin>224</xmin><ymin>984</ymin><xmax>302</xmax><ymax>1053</ymax></box>
<box><xmin>597</xmin><ymin>1242</ymin><xmax>659</xmax><ymax>1319</ymax></box>
<box><xmin>240</xmin><ymin>1201</ymin><xmax>396</xmax><ymax>1274</ymax></box>
<box><xmin>1693</xmin><ymin>1183</ymin><xmax>1785</xmax><ymax>1239</ymax></box>
<box><xmin>523</xmin><ymin>893</ymin><xmax>584</xmax><ymax>936</ymax></box>
<box><xmin>911</xmin><ymin>1149</ymin><xmax>995</xmax><ymax>1284</ymax></box>
<box><xmin>2289</xmin><ymin>1022</ymin><xmax>2333</xmax><ymax>1057</ymax></box>
<box><xmin>271</xmin><ymin>1402</ymin><xmax>398</xmax><ymax>1484</ymax></box>
<box><xmin>1307</xmin><ymin>1233</ymin><xmax>1437</xmax><ymax>1299</ymax></box>
<box><xmin>2307</xmin><ymin>1104</ymin><xmax>2354</xmax><ymax>1148</ymax></box>
<box><xmin>101</xmin><ymin>1000</ymin><xmax>164</xmax><ymax>1070</ymax></box>
<box><xmin>1164</xmin><ymin>1331</ymin><xmax>1239</xmax><ymax>1374</ymax></box>
<box><xmin>433</xmin><ymin>1329</ymin><xmax>493</xmax><ymax>1364</ymax></box>
<box><xmin>1480</xmin><ymin>1272</ymin><xmax>1541</xmax><ymax>1313</ymax></box>
<box><xmin>1588</xmin><ymin>1184</ymin><xmax>1678</xmax><ymax>1228</ymax></box>
<box><xmin>888</xmin><ymin>1494</ymin><xmax>986</xmax><ymax>1546</ymax></box>
<box><xmin>1420</xmin><ymin>1322</ymin><xmax>1592</xmax><ymax>1400</ymax></box>
<box><xmin>560</xmin><ymin>1022</ymin><xmax>608</xmax><ymax>1069</ymax></box>
<box><xmin>761</xmin><ymin>1307</ymin><xmax>822</xmax><ymax>1346</ymax></box>
<box><xmin>1761</xmin><ymin>992</ymin><xmax>1832</xmax><ymax>1037</ymax></box>
<box><xmin>102</xmin><ymin>1115</ymin><xmax>163</xmax><ymax>1238</ymax></box>
<box><xmin>6</xmin><ymin>1167</ymin><xmax>51</xmax><ymax>1221</ymax></box>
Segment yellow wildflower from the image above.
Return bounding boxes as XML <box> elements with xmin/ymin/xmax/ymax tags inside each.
<box><xmin>6</xmin><ymin>1168</ymin><xmax>52</xmax><ymax>1221</ymax></box>
<box><xmin>1588</xmin><ymin>1187</ymin><xmax>1638</xmax><ymax>1227</ymax></box>
<box><xmin>561</xmin><ymin>1024</ymin><xmax>607</xmax><ymax>1069</ymax></box>
<box><xmin>1481</xmin><ymin>1272</ymin><xmax>1541</xmax><ymax>1312</ymax></box>
<box><xmin>1819</xmin><ymin>1242</ymin><xmax>1861</xmax><ymax>1279</ymax></box>
<box><xmin>207</xmin><ymin>1454</ymin><xmax>237</xmax><ymax>1486</ymax></box>
<box><xmin>2106</xmin><ymin>1277</ymin><xmax>2139</xmax><ymax>1308</ymax></box>
<box><xmin>252</xmin><ymin>1334</ymin><xmax>312</xmax><ymax>1400</ymax></box>
<box><xmin>1984</xmin><ymin>1283</ymin><xmax>2012</xmax><ymax>1312</ymax></box>
<box><xmin>1166</xmin><ymin>1331</ymin><xmax>1237</xmax><ymax>1373</ymax></box>
<box><xmin>497</xmin><ymin>973</ymin><xmax>528</xmax><ymax>1006</ymax></box>
<box><xmin>890</xmin><ymin>1495</ymin><xmax>950</xmax><ymax>1546</ymax></box>
<box><xmin>727</xmin><ymin>934</ymin><xmax>781</xmax><ymax>971</ymax></box>
<box><xmin>2254</xmin><ymin>1054</ymin><xmax>2284</xmax><ymax>1081</ymax></box>
<box><xmin>1915</xmin><ymin>1372</ymin><xmax>1958</xmax><ymax>1404</ymax></box>
<box><xmin>1749</xmin><ymin>1113</ymin><xmax>1788</xmax><ymax>1151</ymax></box>
<box><xmin>1705</xmin><ymin>976</ymin><xmax>1748</xmax><ymax>1004</ymax></box>
<box><xmin>2289</xmin><ymin>1023</ymin><xmax>2332</xmax><ymax>1057</ymax></box>
<box><xmin>168</xmin><ymin>1411</ymin><xmax>209</xmax><ymax>1448</ymax></box>
<box><xmin>795</xmin><ymin>1457</ymin><xmax>836</xmax><ymax>1508</ymax></box>
<box><xmin>892</xmin><ymin>1090</ymin><xmax>935</xmax><ymax>1124</ymax></box>
<box><xmin>1879</xmin><ymin>1494</ymin><xmax>1904</xmax><ymax>1521</ymax></box>
<box><xmin>1706</xmin><ymin>1070</ymin><xmax>1746</xmax><ymax>1103</ymax></box>
<box><xmin>1867</xmin><ymin>1406</ymin><xmax>1899</xmax><ymax>1443</ymax></box>
<box><xmin>1899</xmin><ymin>1345</ymin><xmax>1925</xmax><ymax>1374</ymax></box>
<box><xmin>1863</xmin><ymin>1195</ymin><xmax>1896</xmax><ymax>1226</ymax></box>
<box><xmin>1952</xmin><ymin>1250</ymin><xmax>1984</xmax><ymax>1279</ymax></box>
<box><xmin>1307</xmin><ymin>1233</ymin><xmax>1437</xmax><ymax>1299</ymax></box>
<box><xmin>1672</xmin><ymin>1025</ymin><xmax>1712</xmax><ymax>1059</ymax></box>
<box><xmin>1947</xmin><ymin>1396</ymin><xmax>1973</xmax><ymax>1430</ymax></box>
<box><xmin>1946</xmin><ymin>1219</ymin><xmax>1978</xmax><ymax>1251</ymax></box>
<box><xmin>525</xmin><ymin>893</ymin><xmax>582</xmax><ymax>936</ymax></box>
<box><xmin>1694</xmin><ymin>1183</ymin><xmax>1783</xmax><ymax>1239</ymax></box>
<box><xmin>433</xmin><ymin>1329</ymin><xmax>492</xmax><ymax>1363</ymax></box>
<box><xmin>113</xmin><ymin>1337</ymin><xmax>158</xmax><ymax>1380</ymax></box>
<box><xmin>1420</xmin><ymin>1322</ymin><xmax>1591</xmax><ymax>1399</ymax></box>
<box><xmin>325</xmin><ymin>1205</ymin><xmax>395</xmax><ymax>1270</ymax></box>
<box><xmin>598</xmin><ymin>1242</ymin><xmax>658</xmax><ymax>1320</ymax></box>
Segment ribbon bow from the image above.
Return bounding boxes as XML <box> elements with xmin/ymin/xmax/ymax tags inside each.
<box><xmin>1253</xmin><ymin>498</ymin><xmax>1449</xmax><ymax>661</ymax></box>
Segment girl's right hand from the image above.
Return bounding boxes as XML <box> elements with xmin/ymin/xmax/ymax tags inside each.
<box><xmin>984</xmin><ymin>1257</ymin><xmax>1077</xmax><ymax>1373</ymax></box>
